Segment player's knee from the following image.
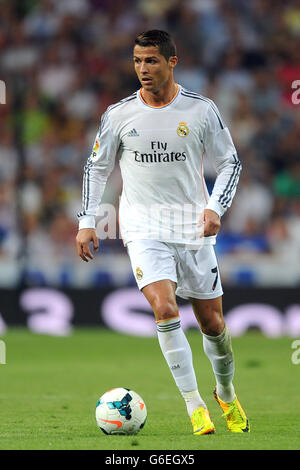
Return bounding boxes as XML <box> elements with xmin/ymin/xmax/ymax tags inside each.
<box><xmin>152</xmin><ymin>298</ymin><xmax>179</xmax><ymax>322</ymax></box>
<box><xmin>201</xmin><ymin>312</ymin><xmax>225</xmax><ymax>336</ymax></box>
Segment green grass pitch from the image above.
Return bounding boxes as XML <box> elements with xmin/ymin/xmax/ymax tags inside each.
<box><xmin>0</xmin><ymin>328</ymin><xmax>299</xmax><ymax>450</ymax></box>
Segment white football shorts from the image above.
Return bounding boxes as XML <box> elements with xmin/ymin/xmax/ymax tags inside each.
<box><xmin>127</xmin><ymin>239</ymin><xmax>223</xmax><ymax>300</ymax></box>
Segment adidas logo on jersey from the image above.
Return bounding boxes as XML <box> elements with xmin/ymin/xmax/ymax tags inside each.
<box><xmin>127</xmin><ymin>128</ymin><xmax>139</xmax><ymax>137</ymax></box>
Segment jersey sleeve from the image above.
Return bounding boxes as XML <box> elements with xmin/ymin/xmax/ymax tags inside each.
<box><xmin>77</xmin><ymin>110</ymin><xmax>120</xmax><ymax>229</ymax></box>
<box><xmin>203</xmin><ymin>102</ymin><xmax>242</xmax><ymax>217</ymax></box>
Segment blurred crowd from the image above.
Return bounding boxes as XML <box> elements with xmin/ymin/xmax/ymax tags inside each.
<box><xmin>0</xmin><ymin>0</ymin><xmax>299</xmax><ymax>285</ymax></box>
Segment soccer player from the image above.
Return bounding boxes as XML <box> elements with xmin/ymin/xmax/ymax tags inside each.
<box><xmin>76</xmin><ymin>30</ymin><xmax>249</xmax><ymax>435</ymax></box>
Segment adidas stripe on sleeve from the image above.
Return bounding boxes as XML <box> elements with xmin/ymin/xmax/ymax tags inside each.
<box><xmin>203</xmin><ymin>102</ymin><xmax>242</xmax><ymax>217</ymax></box>
<box><xmin>77</xmin><ymin>110</ymin><xmax>120</xmax><ymax>229</ymax></box>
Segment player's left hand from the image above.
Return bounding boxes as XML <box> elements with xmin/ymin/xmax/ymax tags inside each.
<box><xmin>76</xmin><ymin>228</ymin><xmax>99</xmax><ymax>262</ymax></box>
<box><xmin>197</xmin><ymin>209</ymin><xmax>221</xmax><ymax>237</ymax></box>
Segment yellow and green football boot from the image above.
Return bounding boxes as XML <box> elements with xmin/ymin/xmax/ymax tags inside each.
<box><xmin>191</xmin><ymin>407</ymin><xmax>216</xmax><ymax>435</ymax></box>
<box><xmin>213</xmin><ymin>388</ymin><xmax>250</xmax><ymax>433</ymax></box>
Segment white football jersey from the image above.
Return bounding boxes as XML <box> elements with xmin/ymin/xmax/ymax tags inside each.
<box><xmin>77</xmin><ymin>85</ymin><xmax>241</xmax><ymax>246</ymax></box>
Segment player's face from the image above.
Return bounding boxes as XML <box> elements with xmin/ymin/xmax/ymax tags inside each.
<box><xmin>133</xmin><ymin>45</ymin><xmax>177</xmax><ymax>93</ymax></box>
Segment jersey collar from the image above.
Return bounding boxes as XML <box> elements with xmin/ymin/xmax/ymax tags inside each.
<box><xmin>138</xmin><ymin>84</ymin><xmax>180</xmax><ymax>109</ymax></box>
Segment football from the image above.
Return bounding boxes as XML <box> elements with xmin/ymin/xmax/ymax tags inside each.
<box><xmin>95</xmin><ymin>387</ymin><xmax>147</xmax><ymax>435</ymax></box>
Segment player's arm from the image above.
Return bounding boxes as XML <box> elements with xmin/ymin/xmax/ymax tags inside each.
<box><xmin>199</xmin><ymin>102</ymin><xmax>242</xmax><ymax>237</ymax></box>
<box><xmin>76</xmin><ymin>110</ymin><xmax>119</xmax><ymax>261</ymax></box>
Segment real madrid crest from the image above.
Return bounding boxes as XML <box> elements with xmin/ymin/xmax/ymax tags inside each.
<box><xmin>136</xmin><ymin>267</ymin><xmax>143</xmax><ymax>280</ymax></box>
<box><xmin>177</xmin><ymin>121</ymin><xmax>189</xmax><ymax>137</ymax></box>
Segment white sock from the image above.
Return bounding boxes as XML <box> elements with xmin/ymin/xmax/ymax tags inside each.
<box><xmin>202</xmin><ymin>326</ymin><xmax>235</xmax><ymax>403</ymax></box>
<box><xmin>157</xmin><ymin>318</ymin><xmax>206</xmax><ymax>417</ymax></box>
<box><xmin>181</xmin><ymin>390</ymin><xmax>206</xmax><ymax>417</ymax></box>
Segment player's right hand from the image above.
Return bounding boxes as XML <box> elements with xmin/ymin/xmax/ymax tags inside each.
<box><xmin>76</xmin><ymin>228</ymin><xmax>99</xmax><ymax>262</ymax></box>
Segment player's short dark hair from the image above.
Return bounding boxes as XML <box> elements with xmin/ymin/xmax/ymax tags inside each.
<box><xmin>134</xmin><ymin>30</ymin><xmax>177</xmax><ymax>62</ymax></box>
